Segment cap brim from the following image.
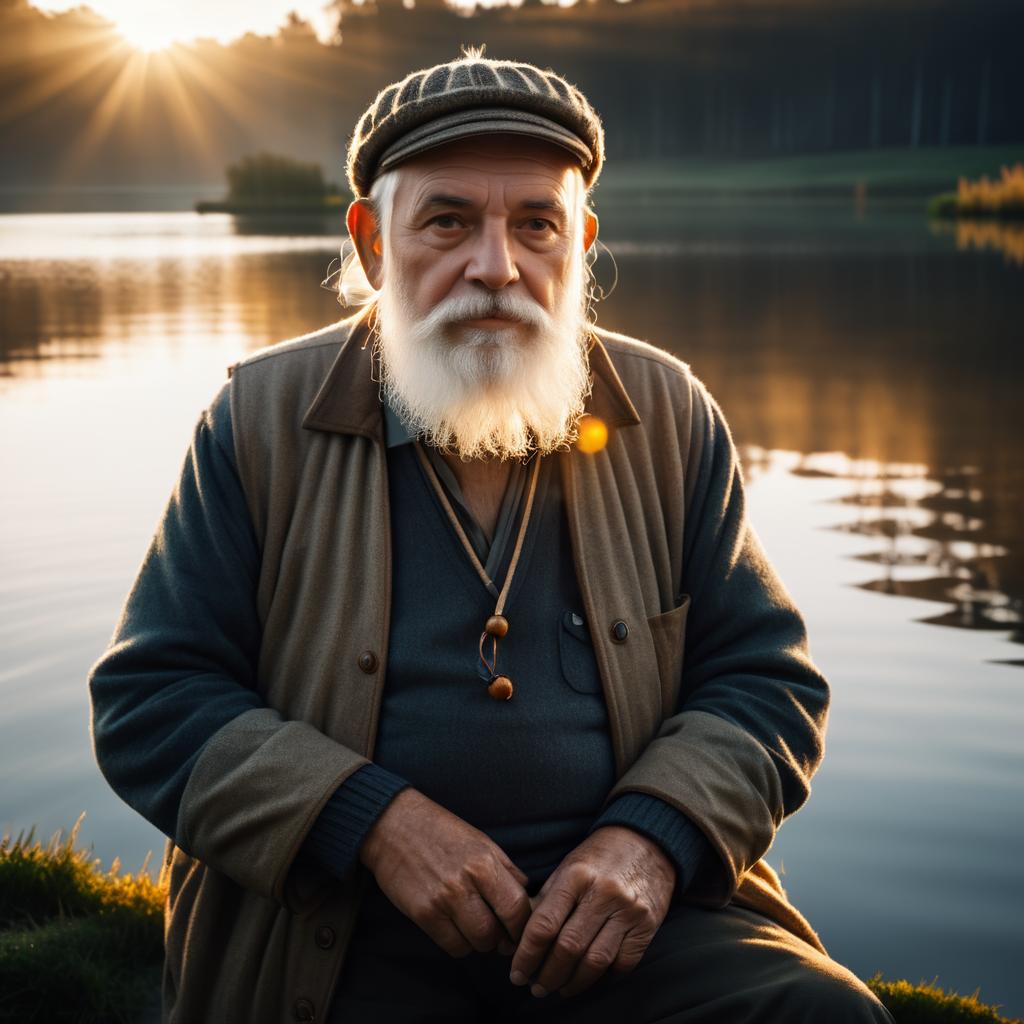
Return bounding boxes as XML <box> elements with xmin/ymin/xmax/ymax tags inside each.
<box><xmin>376</xmin><ymin>107</ymin><xmax>594</xmax><ymax>178</ymax></box>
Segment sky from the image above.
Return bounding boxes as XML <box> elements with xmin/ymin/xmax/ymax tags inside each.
<box><xmin>32</xmin><ymin>0</ymin><xmax>339</xmax><ymax>48</ymax></box>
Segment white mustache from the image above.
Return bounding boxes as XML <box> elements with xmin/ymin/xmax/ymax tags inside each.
<box><xmin>419</xmin><ymin>289</ymin><xmax>549</xmax><ymax>334</ymax></box>
<box><xmin>373</xmin><ymin>241</ymin><xmax>592</xmax><ymax>460</ymax></box>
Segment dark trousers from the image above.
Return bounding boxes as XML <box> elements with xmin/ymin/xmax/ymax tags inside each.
<box><xmin>328</xmin><ymin>882</ymin><xmax>895</xmax><ymax>1023</ymax></box>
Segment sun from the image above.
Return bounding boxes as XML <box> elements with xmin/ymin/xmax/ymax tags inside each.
<box><xmin>114</xmin><ymin>14</ymin><xmax>181</xmax><ymax>52</ymax></box>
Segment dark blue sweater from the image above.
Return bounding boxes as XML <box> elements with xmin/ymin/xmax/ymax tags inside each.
<box><xmin>302</xmin><ymin>394</ymin><xmax>712</xmax><ymax>894</ymax></box>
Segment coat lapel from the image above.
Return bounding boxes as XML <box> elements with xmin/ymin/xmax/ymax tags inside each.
<box><xmin>561</xmin><ymin>336</ymin><xmax>665</xmax><ymax>776</ymax></box>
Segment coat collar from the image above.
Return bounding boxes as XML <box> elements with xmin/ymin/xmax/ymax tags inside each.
<box><xmin>301</xmin><ymin>303</ymin><xmax>641</xmax><ymax>440</ymax></box>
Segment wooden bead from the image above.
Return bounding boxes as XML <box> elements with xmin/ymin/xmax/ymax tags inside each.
<box><xmin>487</xmin><ymin>675</ymin><xmax>514</xmax><ymax>701</ymax></box>
<box><xmin>485</xmin><ymin>614</ymin><xmax>509</xmax><ymax>638</ymax></box>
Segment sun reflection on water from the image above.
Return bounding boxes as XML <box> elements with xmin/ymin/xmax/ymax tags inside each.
<box><xmin>744</xmin><ymin>448</ymin><xmax>1024</xmax><ymax>663</ymax></box>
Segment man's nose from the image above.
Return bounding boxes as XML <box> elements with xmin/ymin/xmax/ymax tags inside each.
<box><xmin>464</xmin><ymin>219</ymin><xmax>519</xmax><ymax>290</ymax></box>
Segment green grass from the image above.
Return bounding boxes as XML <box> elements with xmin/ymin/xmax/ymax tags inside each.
<box><xmin>0</xmin><ymin>815</ymin><xmax>164</xmax><ymax>1023</ymax></box>
<box><xmin>597</xmin><ymin>145</ymin><xmax>1024</xmax><ymax>198</ymax></box>
<box><xmin>1</xmin><ymin>819</ymin><xmax>1020</xmax><ymax>1022</ymax></box>
<box><xmin>867</xmin><ymin>975</ymin><xmax>1023</xmax><ymax>1023</ymax></box>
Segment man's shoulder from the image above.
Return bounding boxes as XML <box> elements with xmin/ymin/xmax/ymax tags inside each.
<box><xmin>228</xmin><ymin>315</ymin><xmax>359</xmax><ymax>380</ymax></box>
<box><xmin>593</xmin><ymin>325</ymin><xmax>691</xmax><ymax>375</ymax></box>
<box><xmin>591</xmin><ymin>324</ymin><xmax>710</xmax><ymax>416</ymax></box>
<box><xmin>223</xmin><ymin>313</ymin><xmax>370</xmax><ymax>434</ymax></box>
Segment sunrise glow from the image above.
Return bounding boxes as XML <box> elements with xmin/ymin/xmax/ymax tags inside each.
<box><xmin>113</xmin><ymin>14</ymin><xmax>179</xmax><ymax>52</ymax></box>
<box><xmin>31</xmin><ymin>0</ymin><xmax>336</xmax><ymax>48</ymax></box>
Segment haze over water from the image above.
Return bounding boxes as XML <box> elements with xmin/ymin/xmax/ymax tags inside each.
<box><xmin>1</xmin><ymin>201</ymin><xmax>1021</xmax><ymax>1015</ymax></box>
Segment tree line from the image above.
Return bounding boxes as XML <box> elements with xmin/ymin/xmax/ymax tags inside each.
<box><xmin>0</xmin><ymin>0</ymin><xmax>1021</xmax><ymax>194</ymax></box>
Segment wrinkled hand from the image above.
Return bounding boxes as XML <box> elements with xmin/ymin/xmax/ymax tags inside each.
<box><xmin>509</xmin><ymin>826</ymin><xmax>676</xmax><ymax>999</ymax></box>
<box><xmin>360</xmin><ymin>788</ymin><xmax>532</xmax><ymax>958</ymax></box>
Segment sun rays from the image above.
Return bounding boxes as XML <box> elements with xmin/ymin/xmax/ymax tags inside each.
<box><xmin>0</xmin><ymin>15</ymin><xmax>256</xmax><ymax>188</ymax></box>
<box><xmin>29</xmin><ymin>1</ymin><xmax>338</xmax><ymax>48</ymax></box>
<box><xmin>50</xmin><ymin>42</ymin><xmax>231</xmax><ymax>186</ymax></box>
<box><xmin>2</xmin><ymin>1</ymin><xmax>358</xmax><ymax>189</ymax></box>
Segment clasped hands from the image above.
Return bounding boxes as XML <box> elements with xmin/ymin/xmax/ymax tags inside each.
<box><xmin>359</xmin><ymin>788</ymin><xmax>676</xmax><ymax>999</ymax></box>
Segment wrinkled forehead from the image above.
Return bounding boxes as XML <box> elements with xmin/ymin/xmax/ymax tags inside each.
<box><xmin>391</xmin><ymin>134</ymin><xmax>585</xmax><ymax>212</ymax></box>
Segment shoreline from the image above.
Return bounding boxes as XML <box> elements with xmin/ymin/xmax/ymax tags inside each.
<box><xmin>3</xmin><ymin>145</ymin><xmax>1024</xmax><ymax>215</ymax></box>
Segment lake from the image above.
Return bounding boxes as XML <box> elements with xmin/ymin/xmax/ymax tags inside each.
<box><xmin>1</xmin><ymin>202</ymin><xmax>1021</xmax><ymax>1015</ymax></box>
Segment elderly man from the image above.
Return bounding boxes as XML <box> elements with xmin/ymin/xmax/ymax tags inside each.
<box><xmin>89</xmin><ymin>53</ymin><xmax>894</xmax><ymax>1024</ymax></box>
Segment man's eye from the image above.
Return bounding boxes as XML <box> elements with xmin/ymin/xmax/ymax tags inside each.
<box><xmin>525</xmin><ymin>218</ymin><xmax>555</xmax><ymax>232</ymax></box>
<box><xmin>430</xmin><ymin>214</ymin><xmax>463</xmax><ymax>229</ymax></box>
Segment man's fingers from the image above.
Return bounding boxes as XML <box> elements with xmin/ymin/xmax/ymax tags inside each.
<box><xmin>557</xmin><ymin>918</ymin><xmax>628</xmax><ymax>998</ymax></box>
<box><xmin>509</xmin><ymin>883</ymin><xmax>578</xmax><ymax>987</ymax></box>
<box><xmin>451</xmin><ymin>889</ymin><xmax>504</xmax><ymax>953</ymax></box>
<box><xmin>494</xmin><ymin>846</ymin><xmax>529</xmax><ymax>887</ymax></box>
<box><xmin>422</xmin><ymin>915</ymin><xmax>474</xmax><ymax>959</ymax></box>
<box><xmin>534</xmin><ymin>871</ymin><xmax>555</xmax><ymax>901</ymax></box>
<box><xmin>530</xmin><ymin>903</ymin><xmax>609</xmax><ymax>996</ymax></box>
<box><xmin>612</xmin><ymin>927</ymin><xmax>655</xmax><ymax>975</ymax></box>
<box><xmin>507</xmin><ymin>859</ymin><xmax>530</xmax><ymax>888</ymax></box>
<box><xmin>479</xmin><ymin>868</ymin><xmax>533</xmax><ymax>947</ymax></box>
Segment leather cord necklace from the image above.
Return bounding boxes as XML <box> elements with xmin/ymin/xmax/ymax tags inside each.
<box><xmin>414</xmin><ymin>442</ymin><xmax>542</xmax><ymax>701</ymax></box>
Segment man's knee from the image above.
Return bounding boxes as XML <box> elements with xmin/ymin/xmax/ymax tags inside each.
<box><xmin>777</xmin><ymin>959</ymin><xmax>894</xmax><ymax>1023</ymax></box>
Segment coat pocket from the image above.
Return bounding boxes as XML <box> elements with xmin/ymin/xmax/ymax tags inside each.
<box><xmin>559</xmin><ymin>609</ymin><xmax>603</xmax><ymax>694</ymax></box>
<box><xmin>646</xmin><ymin>594</ymin><xmax>691</xmax><ymax>719</ymax></box>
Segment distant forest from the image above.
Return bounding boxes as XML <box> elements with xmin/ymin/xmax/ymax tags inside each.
<box><xmin>1</xmin><ymin>0</ymin><xmax>1022</xmax><ymax>193</ymax></box>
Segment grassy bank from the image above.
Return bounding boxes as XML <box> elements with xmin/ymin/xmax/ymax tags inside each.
<box><xmin>0</xmin><ymin>816</ymin><xmax>164</xmax><ymax>1023</ymax></box>
<box><xmin>597</xmin><ymin>144</ymin><xmax>1024</xmax><ymax>199</ymax></box>
<box><xmin>928</xmin><ymin>163</ymin><xmax>1024</xmax><ymax>220</ymax></box>
<box><xmin>1</xmin><ymin>819</ymin><xmax>1021</xmax><ymax>1023</ymax></box>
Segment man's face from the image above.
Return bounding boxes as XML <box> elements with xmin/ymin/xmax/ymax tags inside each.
<box><xmin>349</xmin><ymin>134</ymin><xmax>599</xmax><ymax>460</ymax></box>
<box><xmin>383</xmin><ymin>134</ymin><xmax>591</xmax><ymax>339</ymax></box>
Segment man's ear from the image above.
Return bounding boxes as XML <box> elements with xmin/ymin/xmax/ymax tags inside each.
<box><xmin>347</xmin><ymin>198</ymin><xmax>384</xmax><ymax>290</ymax></box>
<box><xmin>582</xmin><ymin>207</ymin><xmax>598</xmax><ymax>253</ymax></box>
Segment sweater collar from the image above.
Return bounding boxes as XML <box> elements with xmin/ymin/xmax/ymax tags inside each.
<box><xmin>301</xmin><ymin>302</ymin><xmax>641</xmax><ymax>440</ymax></box>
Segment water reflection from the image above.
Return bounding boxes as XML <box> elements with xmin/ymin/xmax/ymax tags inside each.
<box><xmin>0</xmin><ymin>214</ymin><xmax>345</xmax><ymax>376</ymax></box>
<box><xmin>930</xmin><ymin>217</ymin><xmax>1024</xmax><ymax>267</ymax></box>
<box><xmin>749</xmin><ymin>452</ymin><xmax>1024</xmax><ymax>660</ymax></box>
<box><xmin>230</xmin><ymin>212</ymin><xmax>340</xmax><ymax>236</ymax></box>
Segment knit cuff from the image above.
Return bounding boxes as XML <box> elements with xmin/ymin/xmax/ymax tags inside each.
<box><xmin>590</xmin><ymin>793</ymin><xmax>713</xmax><ymax>898</ymax></box>
<box><xmin>302</xmin><ymin>763</ymin><xmax>410</xmax><ymax>882</ymax></box>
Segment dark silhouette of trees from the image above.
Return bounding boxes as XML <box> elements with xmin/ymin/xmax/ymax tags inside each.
<box><xmin>1</xmin><ymin>0</ymin><xmax>1021</xmax><ymax>196</ymax></box>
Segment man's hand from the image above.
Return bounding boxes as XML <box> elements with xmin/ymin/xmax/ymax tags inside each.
<box><xmin>360</xmin><ymin>788</ymin><xmax>532</xmax><ymax>958</ymax></box>
<box><xmin>509</xmin><ymin>825</ymin><xmax>676</xmax><ymax>999</ymax></box>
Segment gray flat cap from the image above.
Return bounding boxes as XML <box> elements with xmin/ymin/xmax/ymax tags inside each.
<box><xmin>346</xmin><ymin>53</ymin><xmax>605</xmax><ymax>198</ymax></box>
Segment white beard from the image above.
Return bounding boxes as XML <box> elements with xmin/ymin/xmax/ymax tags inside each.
<box><xmin>372</xmin><ymin>253</ymin><xmax>593</xmax><ymax>461</ymax></box>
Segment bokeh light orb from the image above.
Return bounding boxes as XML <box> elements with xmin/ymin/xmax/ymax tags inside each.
<box><xmin>576</xmin><ymin>414</ymin><xmax>608</xmax><ymax>454</ymax></box>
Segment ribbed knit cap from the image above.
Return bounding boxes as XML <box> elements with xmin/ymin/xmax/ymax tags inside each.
<box><xmin>346</xmin><ymin>52</ymin><xmax>604</xmax><ymax>198</ymax></box>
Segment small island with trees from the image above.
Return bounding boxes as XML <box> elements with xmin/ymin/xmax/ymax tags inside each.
<box><xmin>196</xmin><ymin>152</ymin><xmax>346</xmax><ymax>214</ymax></box>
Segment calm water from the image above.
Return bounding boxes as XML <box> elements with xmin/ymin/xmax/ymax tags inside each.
<box><xmin>1</xmin><ymin>205</ymin><xmax>1022</xmax><ymax>1014</ymax></box>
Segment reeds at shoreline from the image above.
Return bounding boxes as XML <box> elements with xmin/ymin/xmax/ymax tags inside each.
<box><xmin>929</xmin><ymin>164</ymin><xmax>1024</xmax><ymax>220</ymax></box>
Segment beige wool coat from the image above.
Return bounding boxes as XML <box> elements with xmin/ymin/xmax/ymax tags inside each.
<box><xmin>116</xmin><ymin>306</ymin><xmax>828</xmax><ymax>1023</ymax></box>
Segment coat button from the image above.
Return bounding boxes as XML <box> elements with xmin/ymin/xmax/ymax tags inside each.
<box><xmin>294</xmin><ymin>997</ymin><xmax>315</xmax><ymax>1022</ymax></box>
<box><xmin>357</xmin><ymin>650</ymin><xmax>378</xmax><ymax>673</ymax></box>
<box><xmin>314</xmin><ymin>924</ymin><xmax>336</xmax><ymax>950</ymax></box>
<box><xmin>610</xmin><ymin>620</ymin><xmax>629</xmax><ymax>643</ymax></box>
